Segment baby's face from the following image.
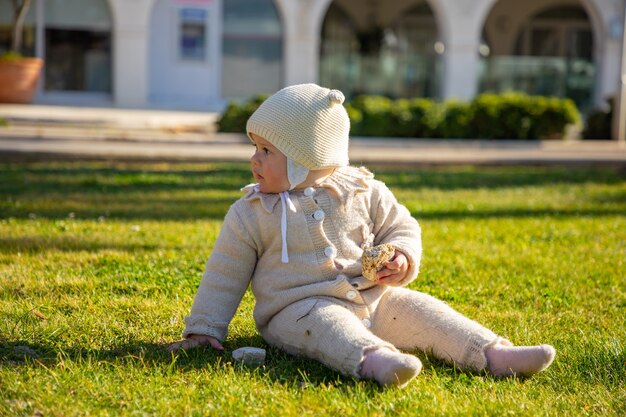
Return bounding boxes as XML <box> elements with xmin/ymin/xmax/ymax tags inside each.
<box><xmin>250</xmin><ymin>133</ymin><xmax>290</xmax><ymax>193</ymax></box>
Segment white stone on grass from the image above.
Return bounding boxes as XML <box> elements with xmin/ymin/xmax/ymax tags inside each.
<box><xmin>232</xmin><ymin>347</ymin><xmax>266</xmax><ymax>367</ymax></box>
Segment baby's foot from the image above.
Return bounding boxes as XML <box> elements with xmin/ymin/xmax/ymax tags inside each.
<box><xmin>485</xmin><ymin>343</ymin><xmax>556</xmax><ymax>377</ymax></box>
<box><xmin>360</xmin><ymin>348</ymin><xmax>422</xmax><ymax>388</ymax></box>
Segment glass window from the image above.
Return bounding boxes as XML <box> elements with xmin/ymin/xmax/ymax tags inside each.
<box><xmin>44</xmin><ymin>0</ymin><xmax>112</xmax><ymax>93</ymax></box>
<box><xmin>320</xmin><ymin>1</ymin><xmax>440</xmax><ymax>99</ymax></box>
<box><xmin>45</xmin><ymin>28</ymin><xmax>111</xmax><ymax>92</ymax></box>
<box><xmin>45</xmin><ymin>0</ymin><xmax>111</xmax><ymax>29</ymax></box>
<box><xmin>222</xmin><ymin>0</ymin><xmax>282</xmax><ymax>99</ymax></box>
<box><xmin>480</xmin><ymin>5</ymin><xmax>595</xmax><ymax>113</ymax></box>
<box><xmin>179</xmin><ymin>8</ymin><xmax>207</xmax><ymax>61</ymax></box>
<box><xmin>530</xmin><ymin>28</ymin><xmax>560</xmax><ymax>57</ymax></box>
<box><xmin>568</xmin><ymin>29</ymin><xmax>592</xmax><ymax>60</ymax></box>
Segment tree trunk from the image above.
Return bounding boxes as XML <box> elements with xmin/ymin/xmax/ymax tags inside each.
<box><xmin>10</xmin><ymin>0</ymin><xmax>32</xmax><ymax>53</ymax></box>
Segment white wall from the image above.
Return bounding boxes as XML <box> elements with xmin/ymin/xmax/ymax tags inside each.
<box><xmin>20</xmin><ymin>0</ymin><xmax>622</xmax><ymax>109</ymax></box>
<box><xmin>276</xmin><ymin>0</ymin><xmax>333</xmax><ymax>86</ymax></box>
<box><xmin>109</xmin><ymin>0</ymin><xmax>154</xmax><ymax>108</ymax></box>
<box><xmin>148</xmin><ymin>0</ymin><xmax>222</xmax><ymax>108</ymax></box>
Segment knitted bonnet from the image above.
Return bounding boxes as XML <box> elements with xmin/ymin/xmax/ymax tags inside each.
<box><xmin>246</xmin><ymin>83</ymin><xmax>350</xmax><ymax>188</ymax></box>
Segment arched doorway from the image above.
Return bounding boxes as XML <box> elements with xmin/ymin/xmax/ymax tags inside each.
<box><xmin>221</xmin><ymin>0</ymin><xmax>283</xmax><ymax>99</ymax></box>
<box><xmin>319</xmin><ymin>0</ymin><xmax>441</xmax><ymax>99</ymax></box>
<box><xmin>480</xmin><ymin>1</ymin><xmax>596</xmax><ymax>113</ymax></box>
<box><xmin>43</xmin><ymin>0</ymin><xmax>113</xmax><ymax>94</ymax></box>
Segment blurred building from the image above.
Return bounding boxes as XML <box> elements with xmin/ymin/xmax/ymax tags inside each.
<box><xmin>1</xmin><ymin>0</ymin><xmax>623</xmax><ymax>114</ymax></box>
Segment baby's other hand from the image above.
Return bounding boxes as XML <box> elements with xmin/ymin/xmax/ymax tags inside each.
<box><xmin>166</xmin><ymin>334</ymin><xmax>224</xmax><ymax>353</ymax></box>
<box><xmin>375</xmin><ymin>251</ymin><xmax>409</xmax><ymax>286</ymax></box>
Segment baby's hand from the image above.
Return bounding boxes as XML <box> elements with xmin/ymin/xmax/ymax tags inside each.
<box><xmin>375</xmin><ymin>251</ymin><xmax>409</xmax><ymax>286</ymax></box>
<box><xmin>166</xmin><ymin>334</ymin><xmax>224</xmax><ymax>353</ymax></box>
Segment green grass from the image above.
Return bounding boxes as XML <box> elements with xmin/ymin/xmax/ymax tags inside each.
<box><xmin>1</xmin><ymin>162</ymin><xmax>624</xmax><ymax>416</ymax></box>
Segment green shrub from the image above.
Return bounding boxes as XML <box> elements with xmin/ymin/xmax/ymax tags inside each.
<box><xmin>470</xmin><ymin>92</ymin><xmax>579</xmax><ymax>139</ymax></box>
<box><xmin>405</xmin><ymin>98</ymin><xmax>442</xmax><ymax>138</ymax></box>
<box><xmin>583</xmin><ymin>97</ymin><xmax>613</xmax><ymax>140</ymax></box>
<box><xmin>349</xmin><ymin>97</ymin><xmax>442</xmax><ymax>137</ymax></box>
<box><xmin>348</xmin><ymin>95</ymin><xmax>394</xmax><ymax>136</ymax></box>
<box><xmin>217</xmin><ymin>91</ymin><xmax>580</xmax><ymax>139</ymax></box>
<box><xmin>344</xmin><ymin>104</ymin><xmax>363</xmax><ymax>132</ymax></box>
<box><xmin>529</xmin><ymin>95</ymin><xmax>580</xmax><ymax>139</ymax></box>
<box><xmin>470</xmin><ymin>93</ymin><xmax>534</xmax><ymax>139</ymax></box>
<box><xmin>438</xmin><ymin>100</ymin><xmax>473</xmax><ymax>138</ymax></box>
<box><xmin>217</xmin><ymin>94</ymin><xmax>267</xmax><ymax>133</ymax></box>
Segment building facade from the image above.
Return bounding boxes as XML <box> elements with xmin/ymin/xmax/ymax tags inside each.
<box><xmin>1</xmin><ymin>0</ymin><xmax>624</xmax><ymax>114</ymax></box>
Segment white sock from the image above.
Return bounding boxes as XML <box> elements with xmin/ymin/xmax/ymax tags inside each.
<box><xmin>360</xmin><ymin>348</ymin><xmax>422</xmax><ymax>388</ymax></box>
<box><xmin>485</xmin><ymin>343</ymin><xmax>556</xmax><ymax>377</ymax></box>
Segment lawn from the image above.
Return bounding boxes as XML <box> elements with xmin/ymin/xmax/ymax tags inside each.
<box><xmin>1</xmin><ymin>162</ymin><xmax>624</xmax><ymax>416</ymax></box>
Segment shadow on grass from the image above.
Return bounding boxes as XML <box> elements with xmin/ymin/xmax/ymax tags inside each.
<box><xmin>3</xmin><ymin>162</ymin><xmax>624</xmax><ymax>193</ymax></box>
<box><xmin>0</xmin><ymin>337</ymin><xmax>362</xmax><ymax>388</ymax></box>
<box><xmin>412</xmin><ymin>207</ymin><xmax>626</xmax><ymax>220</ymax></box>
<box><xmin>1</xmin><ymin>162</ymin><xmax>625</xmax><ymax>221</ymax></box>
<box><xmin>2</xmin><ymin>196</ymin><xmax>238</xmax><ymax>220</ymax></box>
<box><xmin>0</xmin><ymin>236</ymin><xmax>160</xmax><ymax>254</ymax></box>
<box><xmin>3</xmin><ymin>335</ymin><xmax>549</xmax><ymax>389</ymax></box>
<box><xmin>0</xmin><ymin>164</ymin><xmax>254</xmax><ymax>194</ymax></box>
<box><xmin>5</xmin><ymin>204</ymin><xmax>626</xmax><ymax>223</ymax></box>
<box><xmin>373</xmin><ymin>165</ymin><xmax>626</xmax><ymax>191</ymax></box>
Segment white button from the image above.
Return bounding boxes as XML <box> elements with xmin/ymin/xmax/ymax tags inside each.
<box><xmin>324</xmin><ymin>246</ymin><xmax>336</xmax><ymax>257</ymax></box>
<box><xmin>313</xmin><ymin>210</ymin><xmax>325</xmax><ymax>220</ymax></box>
<box><xmin>346</xmin><ymin>290</ymin><xmax>357</xmax><ymax>300</ymax></box>
<box><xmin>362</xmin><ymin>318</ymin><xmax>372</xmax><ymax>328</ymax></box>
<box><xmin>304</xmin><ymin>187</ymin><xmax>315</xmax><ymax>197</ymax></box>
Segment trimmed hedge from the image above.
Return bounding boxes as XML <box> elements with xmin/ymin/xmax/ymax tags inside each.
<box><xmin>466</xmin><ymin>93</ymin><xmax>580</xmax><ymax>139</ymax></box>
<box><xmin>218</xmin><ymin>92</ymin><xmax>580</xmax><ymax>140</ymax></box>
<box><xmin>583</xmin><ymin>97</ymin><xmax>613</xmax><ymax>140</ymax></box>
<box><xmin>217</xmin><ymin>94</ymin><xmax>268</xmax><ymax>133</ymax></box>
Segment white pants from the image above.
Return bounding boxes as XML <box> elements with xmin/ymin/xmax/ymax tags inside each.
<box><xmin>260</xmin><ymin>287</ymin><xmax>499</xmax><ymax>378</ymax></box>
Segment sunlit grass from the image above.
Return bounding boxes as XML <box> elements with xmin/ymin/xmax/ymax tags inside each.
<box><xmin>1</xmin><ymin>162</ymin><xmax>625</xmax><ymax>416</ymax></box>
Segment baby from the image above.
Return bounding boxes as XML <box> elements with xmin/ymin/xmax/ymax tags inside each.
<box><xmin>168</xmin><ymin>83</ymin><xmax>556</xmax><ymax>387</ymax></box>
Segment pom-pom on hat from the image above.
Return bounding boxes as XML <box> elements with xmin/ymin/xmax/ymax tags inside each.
<box><xmin>246</xmin><ymin>83</ymin><xmax>350</xmax><ymax>171</ymax></box>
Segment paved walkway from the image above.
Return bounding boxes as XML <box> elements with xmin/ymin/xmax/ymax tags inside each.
<box><xmin>1</xmin><ymin>104</ymin><xmax>625</xmax><ymax>165</ymax></box>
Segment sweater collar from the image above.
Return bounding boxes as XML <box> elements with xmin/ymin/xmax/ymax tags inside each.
<box><xmin>241</xmin><ymin>166</ymin><xmax>373</xmax><ymax>214</ymax></box>
<box><xmin>322</xmin><ymin>166</ymin><xmax>373</xmax><ymax>209</ymax></box>
<box><xmin>241</xmin><ymin>184</ymin><xmax>282</xmax><ymax>214</ymax></box>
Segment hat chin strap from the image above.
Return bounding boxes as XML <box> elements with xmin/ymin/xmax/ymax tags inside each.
<box><xmin>277</xmin><ymin>158</ymin><xmax>309</xmax><ymax>264</ymax></box>
<box><xmin>287</xmin><ymin>158</ymin><xmax>309</xmax><ymax>190</ymax></box>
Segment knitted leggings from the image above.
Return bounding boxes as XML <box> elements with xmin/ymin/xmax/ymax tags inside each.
<box><xmin>260</xmin><ymin>287</ymin><xmax>499</xmax><ymax>378</ymax></box>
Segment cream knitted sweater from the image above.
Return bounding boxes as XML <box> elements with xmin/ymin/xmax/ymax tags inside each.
<box><xmin>183</xmin><ymin>166</ymin><xmax>422</xmax><ymax>341</ymax></box>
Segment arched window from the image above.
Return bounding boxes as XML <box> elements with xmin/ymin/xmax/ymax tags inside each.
<box><xmin>222</xmin><ymin>0</ymin><xmax>283</xmax><ymax>98</ymax></box>
<box><xmin>514</xmin><ymin>6</ymin><xmax>592</xmax><ymax>60</ymax></box>
<box><xmin>480</xmin><ymin>3</ymin><xmax>595</xmax><ymax>113</ymax></box>
<box><xmin>320</xmin><ymin>0</ymin><xmax>440</xmax><ymax>99</ymax></box>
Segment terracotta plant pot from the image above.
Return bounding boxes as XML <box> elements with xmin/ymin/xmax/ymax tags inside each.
<box><xmin>0</xmin><ymin>57</ymin><xmax>43</xmax><ymax>104</ymax></box>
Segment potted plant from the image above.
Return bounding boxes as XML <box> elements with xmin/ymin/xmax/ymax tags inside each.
<box><xmin>0</xmin><ymin>0</ymin><xmax>43</xmax><ymax>104</ymax></box>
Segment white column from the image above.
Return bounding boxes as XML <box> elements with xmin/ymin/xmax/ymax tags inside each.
<box><xmin>612</xmin><ymin>1</ymin><xmax>626</xmax><ymax>144</ymax></box>
<box><xmin>600</xmin><ymin>41</ymin><xmax>623</xmax><ymax>102</ymax></box>
<box><xmin>275</xmin><ymin>0</ymin><xmax>331</xmax><ymax>86</ymax></box>
<box><xmin>576</xmin><ymin>0</ymin><xmax>618</xmax><ymax>109</ymax></box>
<box><xmin>437</xmin><ymin>0</ymin><xmax>494</xmax><ymax>101</ymax></box>
<box><xmin>109</xmin><ymin>0</ymin><xmax>154</xmax><ymax>108</ymax></box>
<box><xmin>442</xmin><ymin>37</ymin><xmax>481</xmax><ymax>100</ymax></box>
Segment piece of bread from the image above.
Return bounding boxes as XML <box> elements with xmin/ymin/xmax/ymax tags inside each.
<box><xmin>361</xmin><ymin>243</ymin><xmax>395</xmax><ymax>281</ymax></box>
